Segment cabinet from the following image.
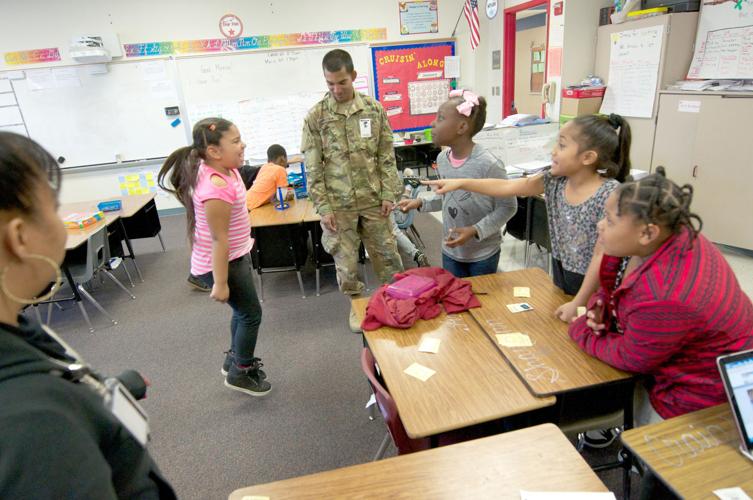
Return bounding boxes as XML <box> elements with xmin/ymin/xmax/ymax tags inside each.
<box><xmin>651</xmin><ymin>91</ymin><xmax>753</xmax><ymax>250</ymax></box>
<box><xmin>594</xmin><ymin>13</ymin><xmax>698</xmax><ymax>171</ymax></box>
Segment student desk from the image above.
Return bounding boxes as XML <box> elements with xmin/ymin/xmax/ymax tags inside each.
<box><xmin>351</xmin><ymin>299</ymin><xmax>555</xmax><ymax>440</ymax></box>
<box><xmin>622</xmin><ymin>404</ymin><xmax>753</xmax><ymax>499</ymax></box>
<box><xmin>248</xmin><ymin>198</ymin><xmax>315</xmax><ymax>299</ymax></box>
<box><xmin>466</xmin><ymin>269</ymin><xmax>632</xmax><ymax>397</ymax></box>
<box><xmin>229</xmin><ymin>423</ymin><xmax>609</xmax><ymax>499</ymax></box>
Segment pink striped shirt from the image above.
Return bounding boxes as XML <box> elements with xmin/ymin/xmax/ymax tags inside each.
<box><xmin>190</xmin><ymin>163</ymin><xmax>253</xmax><ymax>276</ymax></box>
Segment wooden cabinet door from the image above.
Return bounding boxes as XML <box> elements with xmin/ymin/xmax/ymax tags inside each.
<box><xmin>651</xmin><ymin>93</ymin><xmax>704</xmax><ymax>188</ymax></box>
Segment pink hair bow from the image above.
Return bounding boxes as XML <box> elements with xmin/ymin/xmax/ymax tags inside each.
<box><xmin>449</xmin><ymin>89</ymin><xmax>479</xmax><ymax>116</ymax></box>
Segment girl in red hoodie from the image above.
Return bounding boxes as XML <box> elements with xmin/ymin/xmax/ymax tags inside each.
<box><xmin>570</xmin><ymin>167</ymin><xmax>753</xmax><ymax>424</ymax></box>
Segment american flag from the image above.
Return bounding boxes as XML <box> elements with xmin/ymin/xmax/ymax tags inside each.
<box><xmin>464</xmin><ymin>0</ymin><xmax>480</xmax><ymax>50</ymax></box>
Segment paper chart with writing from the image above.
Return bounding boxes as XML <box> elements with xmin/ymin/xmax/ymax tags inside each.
<box><xmin>599</xmin><ymin>25</ymin><xmax>664</xmax><ymax>119</ymax></box>
<box><xmin>688</xmin><ymin>0</ymin><xmax>753</xmax><ymax>79</ymax></box>
<box><xmin>407</xmin><ymin>79</ymin><xmax>450</xmax><ymax>115</ymax></box>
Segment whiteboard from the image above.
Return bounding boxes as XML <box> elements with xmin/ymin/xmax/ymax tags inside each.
<box><xmin>176</xmin><ymin>45</ymin><xmax>372</xmax><ymax>161</ymax></box>
<box><xmin>688</xmin><ymin>1</ymin><xmax>753</xmax><ymax>79</ymax></box>
<box><xmin>599</xmin><ymin>25</ymin><xmax>664</xmax><ymax>118</ymax></box>
<box><xmin>11</xmin><ymin>61</ymin><xmax>188</xmax><ymax>168</ymax></box>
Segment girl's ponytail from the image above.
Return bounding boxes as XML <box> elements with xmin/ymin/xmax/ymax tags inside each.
<box><xmin>158</xmin><ymin>146</ymin><xmax>201</xmax><ymax>243</ymax></box>
<box><xmin>609</xmin><ymin>114</ymin><xmax>632</xmax><ymax>183</ymax></box>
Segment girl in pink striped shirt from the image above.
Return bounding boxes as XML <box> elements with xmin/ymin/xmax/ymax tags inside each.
<box><xmin>158</xmin><ymin>118</ymin><xmax>270</xmax><ymax>397</ymax></box>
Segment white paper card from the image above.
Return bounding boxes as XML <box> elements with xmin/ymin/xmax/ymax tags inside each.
<box><xmin>714</xmin><ymin>487</ymin><xmax>752</xmax><ymax>500</ymax></box>
<box><xmin>52</xmin><ymin>67</ymin><xmax>81</xmax><ymax>88</ymax></box>
<box><xmin>404</xmin><ymin>362</ymin><xmax>436</xmax><ymax>382</ymax></box>
<box><xmin>418</xmin><ymin>337</ymin><xmax>441</xmax><ymax>354</ymax></box>
<box><xmin>359</xmin><ymin>118</ymin><xmax>372</xmax><ymax>138</ymax></box>
<box><xmin>507</xmin><ymin>302</ymin><xmax>534</xmax><ymax>313</ymax></box>
<box><xmin>577</xmin><ymin>306</ymin><xmax>587</xmax><ymax>317</ymax></box>
<box><xmin>678</xmin><ymin>100</ymin><xmax>701</xmax><ymax>113</ymax></box>
<box><xmin>25</xmin><ymin>69</ymin><xmax>56</xmax><ymax>91</ymax></box>
<box><xmin>513</xmin><ymin>287</ymin><xmax>531</xmax><ymax>298</ymax></box>
<box><xmin>444</xmin><ymin>56</ymin><xmax>461</xmax><ymax>78</ymax></box>
<box><xmin>520</xmin><ymin>492</ymin><xmax>616</xmax><ymax>500</ymax></box>
<box><xmin>0</xmin><ymin>79</ymin><xmax>11</xmax><ymax>93</ymax></box>
<box><xmin>496</xmin><ymin>333</ymin><xmax>533</xmax><ymax>347</ymax></box>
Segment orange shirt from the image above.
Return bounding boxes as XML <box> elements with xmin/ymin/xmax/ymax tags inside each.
<box><xmin>246</xmin><ymin>162</ymin><xmax>289</xmax><ymax>210</ymax></box>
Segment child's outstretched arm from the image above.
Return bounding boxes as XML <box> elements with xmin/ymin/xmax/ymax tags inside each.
<box><xmin>205</xmin><ymin>199</ymin><xmax>232</xmax><ymax>303</ymax></box>
<box><xmin>423</xmin><ymin>174</ymin><xmax>545</xmax><ymax>198</ymax></box>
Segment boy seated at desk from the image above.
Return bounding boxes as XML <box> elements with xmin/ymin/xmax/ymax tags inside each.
<box><xmin>246</xmin><ymin>144</ymin><xmax>294</xmax><ymax>210</ymax></box>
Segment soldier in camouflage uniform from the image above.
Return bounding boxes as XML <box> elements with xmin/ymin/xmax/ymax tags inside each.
<box><xmin>301</xmin><ymin>49</ymin><xmax>403</xmax><ymax>331</ymax></box>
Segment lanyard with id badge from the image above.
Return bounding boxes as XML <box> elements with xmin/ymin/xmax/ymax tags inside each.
<box><xmin>40</xmin><ymin>325</ymin><xmax>150</xmax><ymax>446</ymax></box>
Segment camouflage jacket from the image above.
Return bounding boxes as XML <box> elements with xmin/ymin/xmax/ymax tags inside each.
<box><xmin>301</xmin><ymin>92</ymin><xmax>401</xmax><ymax>215</ymax></box>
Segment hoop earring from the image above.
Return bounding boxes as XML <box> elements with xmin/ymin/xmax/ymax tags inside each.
<box><xmin>0</xmin><ymin>254</ymin><xmax>63</xmax><ymax>305</ymax></box>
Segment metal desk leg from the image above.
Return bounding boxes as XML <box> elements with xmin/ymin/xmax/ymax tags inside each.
<box><xmin>63</xmin><ymin>264</ymin><xmax>94</xmax><ymax>333</ymax></box>
<box><xmin>119</xmin><ymin>219</ymin><xmax>144</xmax><ymax>282</ymax></box>
<box><xmin>524</xmin><ymin>197</ymin><xmax>533</xmax><ymax>267</ymax></box>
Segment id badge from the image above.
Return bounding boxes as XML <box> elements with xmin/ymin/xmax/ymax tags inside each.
<box><xmin>359</xmin><ymin>118</ymin><xmax>372</xmax><ymax>138</ymax></box>
<box><xmin>105</xmin><ymin>378</ymin><xmax>150</xmax><ymax>446</ymax></box>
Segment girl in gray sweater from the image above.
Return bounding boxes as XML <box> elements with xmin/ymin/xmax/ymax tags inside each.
<box><xmin>398</xmin><ymin>90</ymin><xmax>517</xmax><ymax>277</ymax></box>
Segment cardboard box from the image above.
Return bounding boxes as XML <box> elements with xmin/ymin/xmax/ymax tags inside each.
<box><xmin>560</xmin><ymin>96</ymin><xmax>603</xmax><ymax>117</ymax></box>
<box><xmin>561</xmin><ymin>86</ymin><xmax>606</xmax><ymax>98</ymax></box>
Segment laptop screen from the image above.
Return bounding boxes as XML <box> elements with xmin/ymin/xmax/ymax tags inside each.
<box><xmin>722</xmin><ymin>355</ymin><xmax>753</xmax><ymax>449</ymax></box>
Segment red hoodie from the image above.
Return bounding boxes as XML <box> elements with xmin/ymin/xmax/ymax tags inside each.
<box><xmin>569</xmin><ymin>228</ymin><xmax>753</xmax><ymax>419</ymax></box>
<box><xmin>362</xmin><ymin>267</ymin><xmax>481</xmax><ymax>331</ymax></box>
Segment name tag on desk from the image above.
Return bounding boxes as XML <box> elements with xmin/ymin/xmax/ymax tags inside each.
<box><xmin>359</xmin><ymin>118</ymin><xmax>372</xmax><ymax>138</ymax></box>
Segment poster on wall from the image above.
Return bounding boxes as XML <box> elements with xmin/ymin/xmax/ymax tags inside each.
<box><xmin>399</xmin><ymin>1</ymin><xmax>439</xmax><ymax>35</ymax></box>
<box><xmin>372</xmin><ymin>40</ymin><xmax>455</xmax><ymax>132</ymax></box>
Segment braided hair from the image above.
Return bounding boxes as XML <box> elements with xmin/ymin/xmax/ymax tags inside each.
<box><xmin>615</xmin><ymin>166</ymin><xmax>703</xmax><ymax>240</ymax></box>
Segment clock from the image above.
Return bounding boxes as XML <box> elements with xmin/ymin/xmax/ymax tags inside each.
<box><xmin>486</xmin><ymin>0</ymin><xmax>499</xmax><ymax>19</ymax></box>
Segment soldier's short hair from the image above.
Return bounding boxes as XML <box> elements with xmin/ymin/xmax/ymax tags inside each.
<box><xmin>322</xmin><ymin>49</ymin><xmax>354</xmax><ymax>73</ymax></box>
<box><xmin>267</xmin><ymin>144</ymin><xmax>287</xmax><ymax>162</ymax></box>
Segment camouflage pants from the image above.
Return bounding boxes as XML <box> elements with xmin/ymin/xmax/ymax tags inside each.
<box><xmin>321</xmin><ymin>207</ymin><xmax>403</xmax><ymax>295</ymax></box>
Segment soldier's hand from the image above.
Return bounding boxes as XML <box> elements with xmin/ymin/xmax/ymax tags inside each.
<box><xmin>380</xmin><ymin>200</ymin><xmax>394</xmax><ymax>217</ymax></box>
<box><xmin>321</xmin><ymin>213</ymin><xmax>337</xmax><ymax>232</ymax></box>
<box><xmin>397</xmin><ymin>199</ymin><xmax>422</xmax><ymax>212</ymax></box>
<box><xmin>444</xmin><ymin>226</ymin><xmax>477</xmax><ymax>248</ymax></box>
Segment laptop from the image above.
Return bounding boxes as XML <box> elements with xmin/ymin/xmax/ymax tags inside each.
<box><xmin>717</xmin><ymin>348</ymin><xmax>753</xmax><ymax>462</ymax></box>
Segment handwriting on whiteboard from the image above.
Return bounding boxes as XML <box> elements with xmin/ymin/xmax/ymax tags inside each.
<box><xmin>485</xmin><ymin>319</ymin><xmax>561</xmax><ymax>384</ymax></box>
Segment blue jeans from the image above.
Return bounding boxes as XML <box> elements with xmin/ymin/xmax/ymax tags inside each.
<box><xmin>198</xmin><ymin>253</ymin><xmax>262</xmax><ymax>365</ymax></box>
<box><xmin>442</xmin><ymin>251</ymin><xmax>501</xmax><ymax>278</ymax></box>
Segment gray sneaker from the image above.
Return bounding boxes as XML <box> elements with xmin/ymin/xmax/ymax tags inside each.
<box><xmin>224</xmin><ymin>364</ymin><xmax>271</xmax><ymax>397</ymax></box>
<box><xmin>187</xmin><ymin>274</ymin><xmax>211</xmax><ymax>292</ymax></box>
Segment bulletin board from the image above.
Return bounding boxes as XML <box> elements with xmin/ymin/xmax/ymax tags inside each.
<box><xmin>371</xmin><ymin>40</ymin><xmax>454</xmax><ymax>132</ymax></box>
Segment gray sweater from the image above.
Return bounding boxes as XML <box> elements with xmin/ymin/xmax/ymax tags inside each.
<box><xmin>420</xmin><ymin>143</ymin><xmax>517</xmax><ymax>263</ymax></box>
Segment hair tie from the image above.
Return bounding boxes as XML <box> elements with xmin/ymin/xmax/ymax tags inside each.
<box><xmin>607</xmin><ymin>113</ymin><xmax>621</xmax><ymax>130</ymax></box>
<box><xmin>208</xmin><ymin>123</ymin><xmax>217</xmax><ymax>132</ymax></box>
<box><xmin>449</xmin><ymin>89</ymin><xmax>480</xmax><ymax>117</ymax></box>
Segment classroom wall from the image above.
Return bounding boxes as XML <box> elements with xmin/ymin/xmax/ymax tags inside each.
<box><xmin>0</xmin><ymin>0</ymin><xmax>466</xmax><ymax>208</ymax></box>
<box><xmin>514</xmin><ymin>25</ymin><xmax>546</xmax><ymax>115</ymax></box>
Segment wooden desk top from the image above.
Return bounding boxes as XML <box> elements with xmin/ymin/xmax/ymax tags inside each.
<box><xmin>353</xmin><ymin>298</ymin><xmax>554</xmax><ymax>439</ymax></box>
<box><xmin>248</xmin><ymin>197</ymin><xmax>312</xmax><ymax>228</ymax></box>
<box><xmin>229</xmin><ymin>423</ymin><xmax>608</xmax><ymax>500</ymax></box>
<box><xmin>467</xmin><ymin>269</ymin><xmax>631</xmax><ymax>396</ymax></box>
<box><xmin>622</xmin><ymin>404</ymin><xmax>753</xmax><ymax>499</ymax></box>
<box><xmin>302</xmin><ymin>199</ymin><xmax>321</xmax><ymax>223</ymax></box>
<box><xmin>60</xmin><ymin>193</ymin><xmax>156</xmax><ymax>250</ymax></box>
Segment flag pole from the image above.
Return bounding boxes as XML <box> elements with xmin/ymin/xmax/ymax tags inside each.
<box><xmin>451</xmin><ymin>5</ymin><xmax>465</xmax><ymax>37</ymax></box>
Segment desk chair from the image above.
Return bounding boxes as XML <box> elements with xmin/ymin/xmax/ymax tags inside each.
<box><xmin>360</xmin><ymin>348</ymin><xmax>430</xmax><ymax>459</ymax></box>
<box><xmin>504</xmin><ymin>196</ymin><xmax>552</xmax><ymax>273</ymax></box>
<box><xmin>392</xmin><ymin>182</ymin><xmax>426</xmax><ymax>251</ymax></box>
<box><xmin>56</xmin><ymin>225</ymin><xmax>135</xmax><ymax>332</ymax></box>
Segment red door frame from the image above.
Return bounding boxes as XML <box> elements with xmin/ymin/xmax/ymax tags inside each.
<box><xmin>502</xmin><ymin>0</ymin><xmax>550</xmax><ymax>118</ymax></box>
